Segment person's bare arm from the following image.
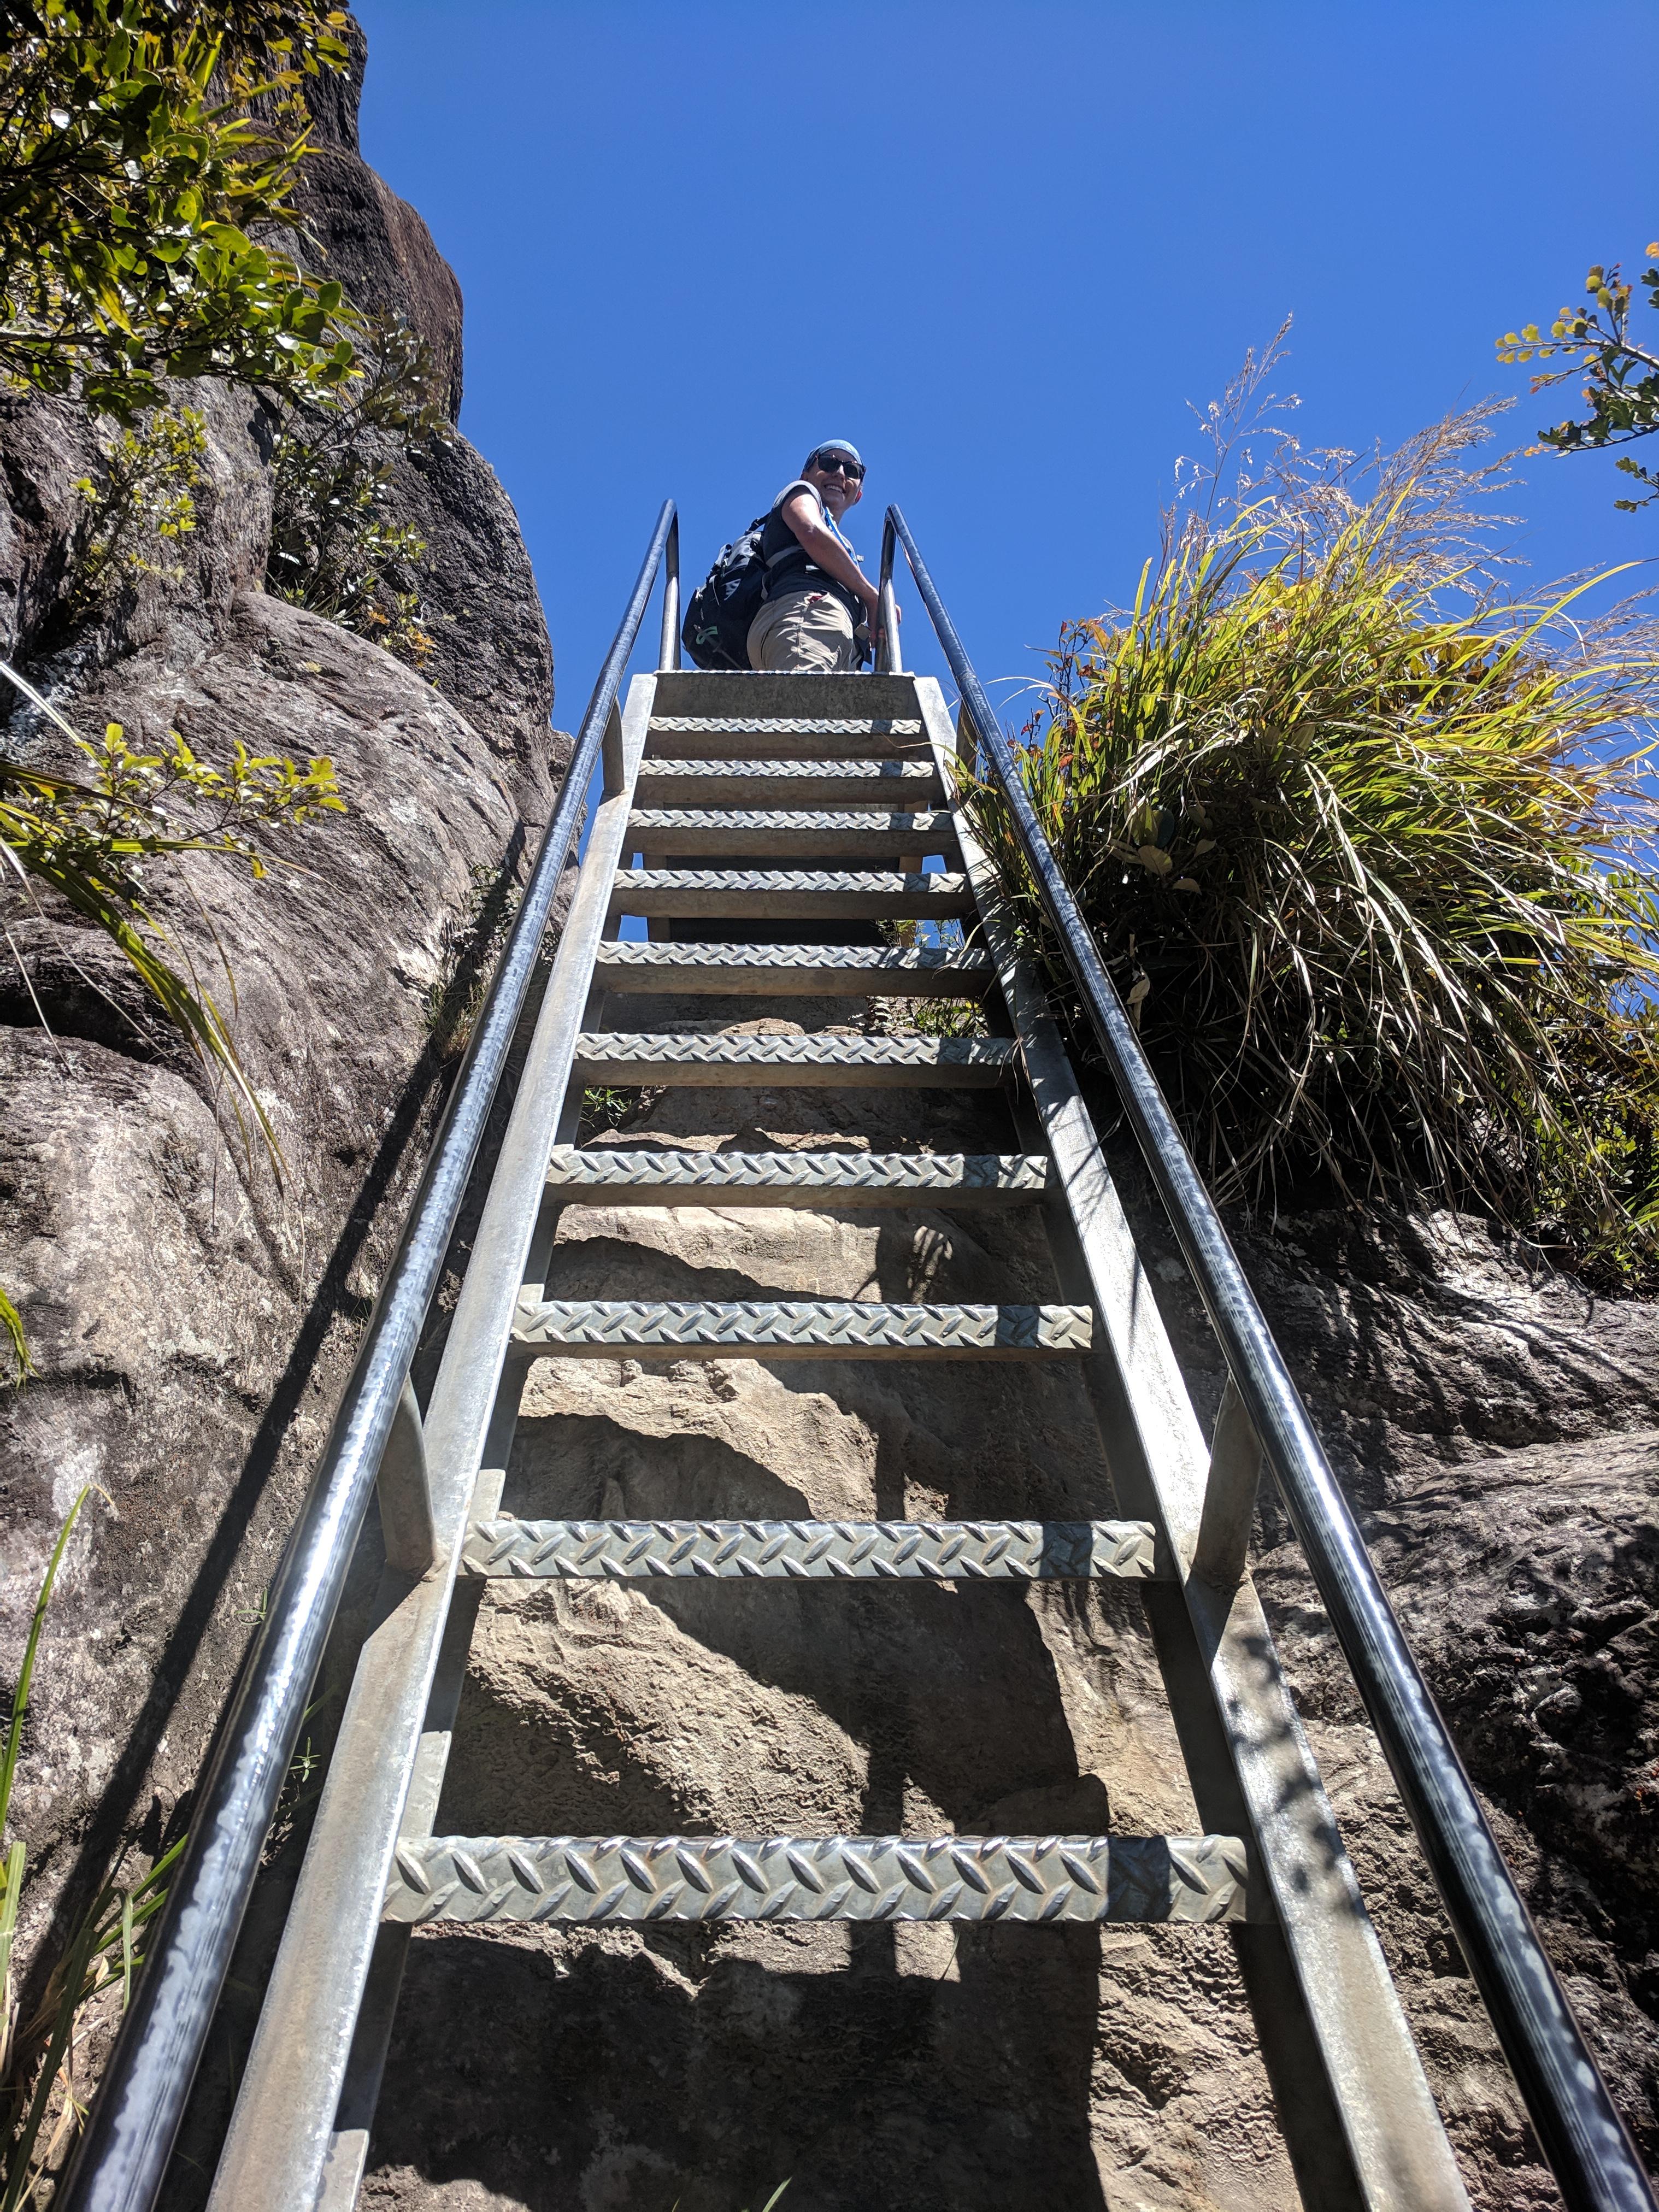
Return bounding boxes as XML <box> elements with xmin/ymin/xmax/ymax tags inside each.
<box><xmin>780</xmin><ymin>490</ymin><xmax>881</xmax><ymax>619</ymax></box>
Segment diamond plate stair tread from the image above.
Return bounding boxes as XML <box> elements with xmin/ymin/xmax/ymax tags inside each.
<box><xmin>512</xmin><ymin>1299</ymin><xmax>1093</xmax><ymax>1360</ymax></box>
<box><xmin>543</xmin><ymin>1147</ymin><xmax>1046</xmax><ymax>1206</ymax></box>
<box><xmin>571</xmin><ymin>1033</ymin><xmax>1013</xmax><ymax>1087</ymax></box>
<box><xmin>650</xmin><ymin>730</ymin><xmax>929</xmax><ymax>765</ymax></box>
<box><xmin>627</xmin><ymin>808</ymin><xmax>959</xmax><ymax>857</ymax></box>
<box><xmin>647</xmin><ymin>715</ymin><xmax>921</xmax><ymax>747</ymax></box>
<box><xmin>384</xmin><ymin>1833</ymin><xmax>1247</xmax><ymax>1926</ymax></box>
<box><xmin>645</xmin><ymin>718</ymin><xmax>928</xmax><ymax>762</ymax></box>
<box><xmin>636</xmin><ymin>759</ymin><xmax>942</xmax><ymax>809</ymax></box>
<box><xmin>591</xmin><ymin>942</ymin><xmax>991</xmax><ymax>997</ymax></box>
<box><xmin>650</xmin><ymin>717</ymin><xmax>925</xmax><ymax>734</ymax></box>
<box><xmin>612</xmin><ymin>869</ymin><xmax>974</xmax><ymax>919</ymax></box>
<box><xmin>462</xmin><ymin>1516</ymin><xmax>1160</xmax><ymax>1580</ymax></box>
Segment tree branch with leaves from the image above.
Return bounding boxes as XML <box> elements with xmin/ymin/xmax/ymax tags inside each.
<box><xmin>0</xmin><ymin>0</ymin><xmax>360</xmax><ymax>417</ymax></box>
<box><xmin>1498</xmin><ymin>243</ymin><xmax>1659</xmax><ymax>510</ymax></box>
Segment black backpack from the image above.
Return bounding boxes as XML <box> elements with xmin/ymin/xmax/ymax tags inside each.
<box><xmin>681</xmin><ymin>516</ymin><xmax>770</xmax><ymax>670</ymax></box>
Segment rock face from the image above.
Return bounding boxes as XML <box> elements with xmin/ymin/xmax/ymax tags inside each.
<box><xmin>0</xmin><ymin>14</ymin><xmax>555</xmax><ymax>2093</ymax></box>
<box><xmin>349</xmin><ymin>995</ymin><xmax>1659</xmax><ymax>2211</ymax></box>
<box><xmin>1214</xmin><ymin>1207</ymin><xmax>1659</xmax><ymax>2193</ymax></box>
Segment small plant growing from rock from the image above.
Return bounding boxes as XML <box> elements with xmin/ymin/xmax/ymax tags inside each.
<box><xmin>70</xmin><ymin>404</ymin><xmax>208</xmax><ymax>604</ymax></box>
<box><xmin>423</xmin><ymin>858</ymin><xmax>524</xmax><ymax>1062</ymax></box>
<box><xmin>267</xmin><ymin>314</ymin><xmax>452</xmax><ymax>669</ymax></box>
<box><xmin>1</xmin><ymin>666</ymin><xmax>345</xmax><ymax>1155</ymax></box>
<box><xmin>580</xmin><ymin>1085</ymin><xmax>652</xmax><ymax>1139</ymax></box>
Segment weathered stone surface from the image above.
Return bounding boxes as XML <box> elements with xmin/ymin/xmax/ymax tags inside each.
<box><xmin>0</xmin><ymin>586</ymin><xmax>530</xmax><ymax>1974</ymax></box>
<box><xmin>273</xmin><ymin>17</ymin><xmax>561</xmax><ymax>788</ymax></box>
<box><xmin>3</xmin><ymin>21</ymin><xmax>1654</xmax><ymax>2212</ymax></box>
<box><xmin>0</xmin><ymin>376</ymin><xmax>276</xmax><ymax>713</ymax></box>
<box><xmin>383</xmin><ymin>424</ymin><xmax>560</xmax><ymax>790</ymax></box>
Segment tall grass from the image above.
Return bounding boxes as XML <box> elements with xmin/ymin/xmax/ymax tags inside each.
<box><xmin>964</xmin><ymin>380</ymin><xmax>1659</xmax><ymax>1280</ymax></box>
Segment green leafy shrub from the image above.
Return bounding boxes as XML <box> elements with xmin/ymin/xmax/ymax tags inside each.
<box><xmin>0</xmin><ymin>1</ymin><xmax>358</xmax><ymax>417</ymax></box>
<box><xmin>71</xmin><ymin>402</ymin><xmax>206</xmax><ymax>601</ymax></box>
<box><xmin>267</xmin><ymin>314</ymin><xmax>451</xmax><ymax>667</ymax></box>
<box><xmin>964</xmin><ymin>392</ymin><xmax>1659</xmax><ymax>1281</ymax></box>
<box><xmin>878</xmin><ymin>919</ymin><xmax>989</xmax><ymax>1037</ymax></box>
<box><xmin>909</xmin><ymin>993</ymin><xmax>986</xmax><ymax>1038</ymax></box>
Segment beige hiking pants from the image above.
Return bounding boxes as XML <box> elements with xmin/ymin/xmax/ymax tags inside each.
<box><xmin>746</xmin><ymin>587</ymin><xmax>860</xmax><ymax>673</ymax></box>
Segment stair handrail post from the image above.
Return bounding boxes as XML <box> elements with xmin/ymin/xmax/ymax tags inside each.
<box><xmin>58</xmin><ymin>502</ymin><xmax>679</xmax><ymax>2212</ymax></box>
<box><xmin>657</xmin><ymin>510</ymin><xmax>681</xmax><ymax>670</ymax></box>
<box><xmin>885</xmin><ymin>499</ymin><xmax>1657</xmax><ymax>2212</ymax></box>
<box><xmin>876</xmin><ymin>513</ymin><xmax>902</xmax><ymax>673</ymax></box>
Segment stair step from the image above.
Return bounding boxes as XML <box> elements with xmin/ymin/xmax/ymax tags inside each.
<box><xmin>384</xmin><ymin>1833</ymin><xmax>1248</xmax><ymax>1926</ymax></box>
<box><xmin>572</xmin><ymin>1032</ymin><xmax>1012</xmax><ymax>1088</ymax></box>
<box><xmin>627</xmin><ymin>808</ymin><xmax>958</xmax><ymax>861</ymax></box>
<box><xmin>512</xmin><ymin>1299</ymin><xmax>1093</xmax><ymax>1360</ymax></box>
<box><xmin>461</xmin><ymin>1516</ymin><xmax>1160</xmax><ymax>1581</ymax></box>
<box><xmin>645</xmin><ymin>716</ymin><xmax>926</xmax><ymax>761</ymax></box>
<box><xmin>544</xmin><ymin>1147</ymin><xmax>1047</xmax><ymax>1207</ymax></box>
<box><xmin>636</xmin><ymin>759</ymin><xmax>942</xmax><ymax>808</ymax></box>
<box><xmin>611</xmin><ymin>869</ymin><xmax>973</xmax><ymax>921</ymax></box>
<box><xmin>592</xmin><ymin>942</ymin><xmax>991</xmax><ymax>997</ymax></box>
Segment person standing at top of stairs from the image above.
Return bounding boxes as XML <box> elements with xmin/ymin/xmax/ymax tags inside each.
<box><xmin>748</xmin><ymin>440</ymin><xmax>891</xmax><ymax>670</ymax></box>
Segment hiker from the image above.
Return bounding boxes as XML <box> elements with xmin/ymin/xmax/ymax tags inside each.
<box><xmin>747</xmin><ymin>441</ymin><xmax>892</xmax><ymax>673</ymax></box>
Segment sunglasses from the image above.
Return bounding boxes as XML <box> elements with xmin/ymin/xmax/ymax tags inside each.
<box><xmin>814</xmin><ymin>452</ymin><xmax>864</xmax><ymax>480</ymax></box>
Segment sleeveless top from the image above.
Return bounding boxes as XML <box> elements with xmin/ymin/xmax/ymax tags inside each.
<box><xmin>757</xmin><ymin>479</ymin><xmax>866</xmax><ymax>619</ymax></box>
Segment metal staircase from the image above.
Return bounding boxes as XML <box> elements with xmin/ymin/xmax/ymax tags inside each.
<box><xmin>61</xmin><ymin>507</ymin><xmax>1656</xmax><ymax>2212</ymax></box>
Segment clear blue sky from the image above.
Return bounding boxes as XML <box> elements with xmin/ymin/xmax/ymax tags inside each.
<box><xmin>351</xmin><ymin>0</ymin><xmax>1657</xmax><ymax>736</ymax></box>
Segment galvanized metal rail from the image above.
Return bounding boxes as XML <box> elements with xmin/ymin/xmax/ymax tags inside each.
<box><xmin>60</xmin><ymin>503</ymin><xmax>1654</xmax><ymax>2211</ymax></box>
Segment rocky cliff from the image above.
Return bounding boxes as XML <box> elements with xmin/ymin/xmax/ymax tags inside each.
<box><xmin>0</xmin><ymin>17</ymin><xmax>556</xmax><ymax>2104</ymax></box>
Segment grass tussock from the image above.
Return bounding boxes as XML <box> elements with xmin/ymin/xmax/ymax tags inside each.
<box><xmin>964</xmin><ymin>357</ymin><xmax>1659</xmax><ymax>1283</ymax></box>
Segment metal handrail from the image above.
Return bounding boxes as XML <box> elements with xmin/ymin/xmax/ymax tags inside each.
<box><xmin>61</xmin><ymin>501</ymin><xmax>680</xmax><ymax>2212</ymax></box>
<box><xmin>883</xmin><ymin>503</ymin><xmax>1656</xmax><ymax>2212</ymax></box>
<box><xmin>874</xmin><ymin>534</ymin><xmax>902</xmax><ymax>674</ymax></box>
<box><xmin>657</xmin><ymin>512</ymin><xmax>680</xmax><ymax>671</ymax></box>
